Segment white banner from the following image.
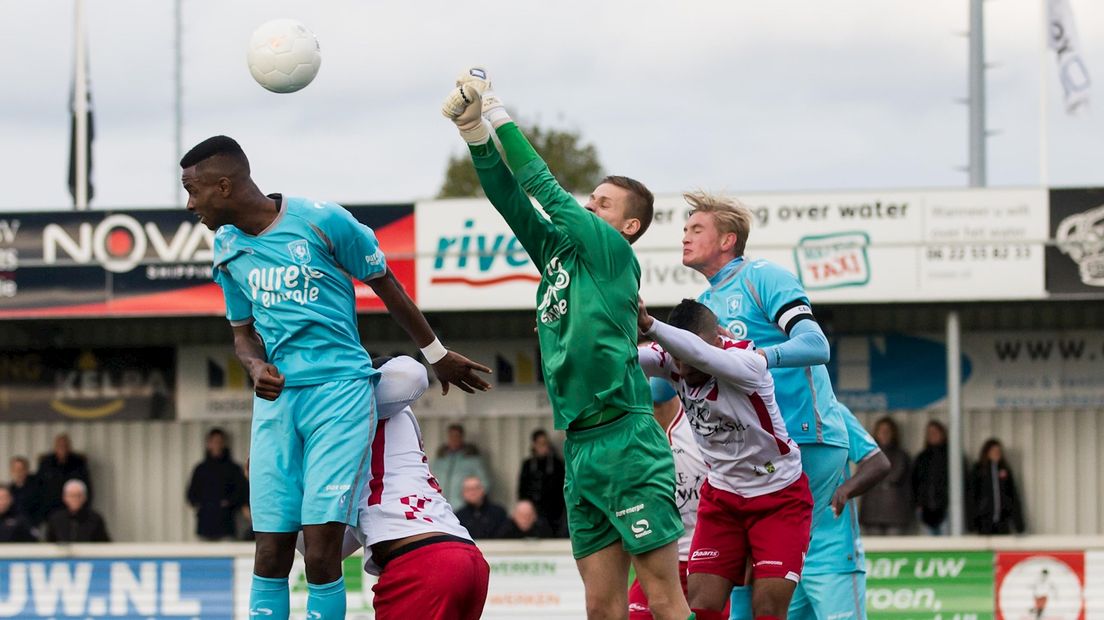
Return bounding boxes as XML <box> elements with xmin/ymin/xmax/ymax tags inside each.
<box><xmin>832</xmin><ymin>330</ymin><xmax>1104</xmax><ymax>411</ymax></box>
<box><xmin>416</xmin><ymin>188</ymin><xmax>1047</xmax><ymax>310</ymax></box>
<box><xmin>1048</xmin><ymin>0</ymin><xmax>1092</xmax><ymax>115</ymax></box>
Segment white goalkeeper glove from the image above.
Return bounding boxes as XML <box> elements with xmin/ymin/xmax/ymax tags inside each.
<box><xmin>441</xmin><ymin>77</ymin><xmax>489</xmax><ymax>144</ymax></box>
<box><xmin>455</xmin><ymin>67</ymin><xmax>511</xmax><ymax>128</ymax></box>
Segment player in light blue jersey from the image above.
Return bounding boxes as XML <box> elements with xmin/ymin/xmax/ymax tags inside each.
<box><xmin>181</xmin><ymin>136</ymin><xmax>491</xmax><ymax>620</ymax></box>
<box><xmin>677</xmin><ymin>190</ymin><xmax>878</xmax><ymax>620</ymax></box>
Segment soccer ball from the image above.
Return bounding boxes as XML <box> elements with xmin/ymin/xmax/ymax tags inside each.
<box><xmin>246</xmin><ymin>19</ymin><xmax>321</xmax><ymax>94</ymax></box>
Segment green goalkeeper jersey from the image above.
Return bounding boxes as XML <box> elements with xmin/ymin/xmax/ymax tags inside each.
<box><xmin>467</xmin><ymin>123</ymin><xmax>652</xmax><ymax>430</ymax></box>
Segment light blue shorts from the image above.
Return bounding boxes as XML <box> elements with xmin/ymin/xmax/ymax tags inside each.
<box><xmin>248</xmin><ymin>376</ymin><xmax>377</xmax><ymax>532</ymax></box>
<box><xmin>728</xmin><ymin>572</ymin><xmax>866</xmax><ymax>620</ymax></box>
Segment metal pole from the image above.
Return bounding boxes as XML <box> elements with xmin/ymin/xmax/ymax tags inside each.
<box><xmin>947</xmin><ymin>311</ymin><xmax>965</xmax><ymax>535</ymax></box>
<box><xmin>968</xmin><ymin>0</ymin><xmax>987</xmax><ymax>187</ymax></box>
<box><xmin>74</xmin><ymin>0</ymin><xmax>88</xmax><ymax>210</ymax></box>
<box><xmin>1038</xmin><ymin>0</ymin><xmax>1050</xmax><ymax>187</ymax></box>
<box><xmin>174</xmin><ymin>0</ymin><xmax>183</xmax><ymax>206</ymax></box>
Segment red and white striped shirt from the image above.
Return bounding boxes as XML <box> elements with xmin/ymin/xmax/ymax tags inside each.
<box><xmin>639</xmin><ymin>319</ymin><xmax>802</xmax><ymax>498</ymax></box>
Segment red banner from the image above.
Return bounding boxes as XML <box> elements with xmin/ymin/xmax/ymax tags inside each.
<box><xmin>996</xmin><ymin>552</ymin><xmax>1085</xmax><ymax>620</ymax></box>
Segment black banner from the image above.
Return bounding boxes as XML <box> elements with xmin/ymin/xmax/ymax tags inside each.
<box><xmin>0</xmin><ymin>204</ymin><xmax>414</xmax><ymax>317</ymax></box>
<box><xmin>0</xmin><ymin>348</ymin><xmax>175</xmax><ymax>421</ymax></box>
<box><xmin>1047</xmin><ymin>188</ymin><xmax>1104</xmax><ymax>297</ymax></box>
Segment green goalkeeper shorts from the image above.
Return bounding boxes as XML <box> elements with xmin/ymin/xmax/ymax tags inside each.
<box><xmin>563</xmin><ymin>411</ymin><xmax>683</xmax><ymax>559</ymax></box>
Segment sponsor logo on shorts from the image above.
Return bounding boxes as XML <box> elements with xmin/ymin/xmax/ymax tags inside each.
<box><xmin>691</xmin><ymin>548</ymin><xmax>720</xmax><ymax>561</ymax></box>
<box><xmin>628</xmin><ymin>603</ymin><xmax>649</xmax><ymax>612</ymax></box>
<box><xmin>250</xmin><ymin>609</ymin><xmax>273</xmax><ymax>617</ymax></box>
<box><xmin>631</xmin><ymin>519</ymin><xmax>653</xmax><ymax>538</ymax></box>
<box><xmin>325</xmin><ymin>484</ymin><xmax>351</xmax><ymax>492</ymax></box>
<box><xmin>755</xmin><ymin>560</ymin><xmax>783</xmax><ymax>567</ymax></box>
<box><xmin>787</xmin><ymin>571</ymin><xmax>803</xmax><ymax>584</ymax></box>
<box><xmin>615</xmin><ymin>503</ymin><xmax>645</xmax><ymax>517</ymax></box>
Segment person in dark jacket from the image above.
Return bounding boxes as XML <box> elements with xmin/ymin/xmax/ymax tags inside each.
<box><xmin>912</xmin><ymin>420</ymin><xmax>951</xmax><ymax>535</ymax></box>
<box><xmin>454</xmin><ymin>476</ymin><xmax>507</xmax><ymax>539</ymax></box>
<box><xmin>495</xmin><ymin>500</ymin><xmax>555</xmax><ymax>539</ymax></box>
<box><xmin>516</xmin><ymin>429</ymin><xmax>566</xmax><ymax>532</ymax></box>
<box><xmin>45</xmin><ymin>479</ymin><xmax>110</xmax><ymax>543</ymax></box>
<box><xmin>859</xmin><ymin>417</ymin><xmax>913</xmax><ymax>535</ymax></box>
<box><xmin>37</xmin><ymin>434</ymin><xmax>93</xmax><ymax>520</ymax></box>
<box><xmin>8</xmin><ymin>456</ymin><xmax>43</xmax><ymax>525</ymax></box>
<box><xmin>968</xmin><ymin>438</ymin><xmax>1025</xmax><ymax>535</ymax></box>
<box><xmin>186</xmin><ymin>428</ymin><xmax>249</xmax><ymax>541</ymax></box>
<box><xmin>0</xmin><ymin>487</ymin><xmax>36</xmax><ymax>543</ymax></box>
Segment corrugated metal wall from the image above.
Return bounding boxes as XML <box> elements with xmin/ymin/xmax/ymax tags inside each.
<box><xmin>2</xmin><ymin>408</ymin><xmax>1100</xmax><ymax>541</ymax></box>
<box><xmin>852</xmin><ymin>409</ymin><xmax>1104</xmax><ymax>536</ymax></box>
<box><xmin>2</xmin><ymin>301</ymin><xmax>1102</xmax><ymax>541</ymax></box>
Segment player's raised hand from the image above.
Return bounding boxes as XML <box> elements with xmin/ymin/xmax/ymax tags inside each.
<box><xmin>637</xmin><ymin>297</ymin><xmax>655</xmax><ymax>333</ymax></box>
<box><xmin>441</xmin><ymin>74</ymin><xmax>488</xmax><ymax>144</ymax></box>
<box><xmin>250</xmin><ymin>362</ymin><xmax>285</xmax><ymax>401</ymax></box>
<box><xmin>431</xmin><ymin>351</ymin><xmax>493</xmax><ymax>395</ymax></box>
<box><xmin>455</xmin><ymin>67</ymin><xmax>511</xmax><ymax>127</ymax></box>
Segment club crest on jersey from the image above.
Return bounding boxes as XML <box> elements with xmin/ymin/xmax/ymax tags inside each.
<box><xmin>727</xmin><ymin>295</ymin><xmax>742</xmax><ymax>316</ymax></box>
<box><xmin>287</xmin><ymin>240</ymin><xmax>312</xmax><ymax>265</ymax></box>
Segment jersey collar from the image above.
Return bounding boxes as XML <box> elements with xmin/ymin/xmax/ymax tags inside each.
<box><xmin>708</xmin><ymin>256</ymin><xmax>746</xmax><ymax>287</ymax></box>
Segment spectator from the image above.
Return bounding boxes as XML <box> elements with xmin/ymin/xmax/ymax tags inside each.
<box><xmin>859</xmin><ymin>417</ymin><xmax>913</xmax><ymax>535</ymax></box>
<box><xmin>0</xmin><ymin>487</ymin><xmax>36</xmax><ymax>543</ymax></box>
<box><xmin>186</xmin><ymin>428</ymin><xmax>248</xmax><ymax>541</ymax></box>
<box><xmin>435</xmin><ymin>423</ymin><xmax>491</xmax><ymax>509</ymax></box>
<box><xmin>495</xmin><ymin>500</ymin><xmax>555</xmax><ymax>539</ymax></box>
<box><xmin>454</xmin><ymin>476</ymin><xmax>507</xmax><ymax>539</ymax></box>
<box><xmin>517</xmin><ymin>429</ymin><xmax>566</xmax><ymax>532</ymax></box>
<box><xmin>968</xmin><ymin>438</ymin><xmax>1025</xmax><ymax>535</ymax></box>
<box><xmin>8</xmin><ymin>456</ymin><xmax>42</xmax><ymax>524</ymax></box>
<box><xmin>912</xmin><ymin>420</ymin><xmax>950</xmax><ymax>535</ymax></box>
<box><xmin>37</xmin><ymin>434</ymin><xmax>92</xmax><ymax>519</ymax></box>
<box><xmin>45</xmin><ymin>479</ymin><xmax>110</xmax><ymax>543</ymax></box>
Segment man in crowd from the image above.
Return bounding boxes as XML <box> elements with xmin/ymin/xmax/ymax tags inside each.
<box><xmin>45</xmin><ymin>479</ymin><xmax>109</xmax><ymax>543</ymax></box>
<box><xmin>455</xmin><ymin>476</ymin><xmax>508</xmax><ymax>539</ymax></box>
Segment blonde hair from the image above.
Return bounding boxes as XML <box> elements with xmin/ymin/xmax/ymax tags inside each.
<box><xmin>683</xmin><ymin>191</ymin><xmax>753</xmax><ymax>257</ymax></box>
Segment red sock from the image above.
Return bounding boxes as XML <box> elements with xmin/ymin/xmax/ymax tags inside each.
<box><xmin>691</xmin><ymin>609</ymin><xmax>728</xmax><ymax>620</ymax></box>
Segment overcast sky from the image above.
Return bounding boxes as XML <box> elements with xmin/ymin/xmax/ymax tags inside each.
<box><xmin>2</xmin><ymin>0</ymin><xmax>1102</xmax><ymax>211</ymax></box>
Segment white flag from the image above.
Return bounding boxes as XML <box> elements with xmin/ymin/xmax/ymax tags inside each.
<box><xmin>1047</xmin><ymin>0</ymin><xmax>1091</xmax><ymax>114</ymax></box>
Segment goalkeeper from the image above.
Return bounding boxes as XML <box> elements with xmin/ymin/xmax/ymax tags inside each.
<box><xmin>442</xmin><ymin>69</ymin><xmax>693</xmax><ymax>620</ymax></box>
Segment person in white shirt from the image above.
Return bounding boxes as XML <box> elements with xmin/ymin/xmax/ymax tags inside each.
<box><xmin>299</xmin><ymin>356</ymin><xmax>489</xmax><ymax>620</ymax></box>
<box><xmin>637</xmin><ymin>299</ymin><xmax>813</xmax><ymax>620</ymax></box>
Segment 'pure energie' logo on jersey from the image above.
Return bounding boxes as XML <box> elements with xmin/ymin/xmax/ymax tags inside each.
<box><xmin>245</xmin><ymin>241</ymin><xmax>325</xmax><ymax>308</ymax></box>
<box><xmin>537</xmin><ymin>257</ymin><xmax>570</xmax><ymax>325</ymax></box>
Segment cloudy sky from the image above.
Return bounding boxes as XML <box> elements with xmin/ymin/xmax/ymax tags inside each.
<box><xmin>2</xmin><ymin>0</ymin><xmax>1102</xmax><ymax>211</ymax></box>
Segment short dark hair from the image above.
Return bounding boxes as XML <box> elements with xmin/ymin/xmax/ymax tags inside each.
<box><xmin>180</xmin><ymin>135</ymin><xmax>250</xmax><ymax>173</ymax></box>
<box><xmin>601</xmin><ymin>175</ymin><xmax>654</xmax><ymax>243</ymax></box>
<box><xmin>207</xmin><ymin>427</ymin><xmax>227</xmax><ymax>441</ymax></box>
<box><xmin>668</xmin><ymin>299</ymin><xmax>718</xmax><ymax>337</ymax></box>
<box><xmin>530</xmin><ymin>429</ymin><xmax>548</xmax><ymax>443</ymax></box>
<box><xmin>9</xmin><ymin>456</ymin><xmax>29</xmax><ymax>468</ymax></box>
<box><xmin>447</xmin><ymin>423</ymin><xmax>465</xmax><ymax>434</ymax></box>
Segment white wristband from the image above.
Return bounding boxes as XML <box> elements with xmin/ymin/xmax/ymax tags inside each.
<box><xmin>420</xmin><ymin>338</ymin><xmax>448</xmax><ymax>364</ymax></box>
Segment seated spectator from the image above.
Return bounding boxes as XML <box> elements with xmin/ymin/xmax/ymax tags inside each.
<box><xmin>860</xmin><ymin>417</ymin><xmax>913</xmax><ymax>535</ymax></box>
<box><xmin>435</xmin><ymin>423</ymin><xmax>491</xmax><ymax>509</ymax></box>
<box><xmin>495</xmin><ymin>500</ymin><xmax>554</xmax><ymax>539</ymax></box>
<box><xmin>45</xmin><ymin>479</ymin><xmax>109</xmax><ymax>543</ymax></box>
<box><xmin>37</xmin><ymin>434</ymin><xmax>92</xmax><ymax>520</ymax></box>
<box><xmin>0</xmin><ymin>487</ymin><xmax>36</xmax><ymax>543</ymax></box>
<box><xmin>186</xmin><ymin>428</ymin><xmax>248</xmax><ymax>541</ymax></box>
<box><xmin>8</xmin><ymin>456</ymin><xmax>42</xmax><ymax>525</ymax></box>
<box><xmin>454</xmin><ymin>476</ymin><xmax>507</xmax><ymax>539</ymax></box>
<box><xmin>912</xmin><ymin>420</ymin><xmax>950</xmax><ymax>535</ymax></box>
<box><xmin>517</xmin><ymin>429</ymin><xmax>566</xmax><ymax>532</ymax></box>
<box><xmin>968</xmin><ymin>438</ymin><xmax>1025</xmax><ymax>535</ymax></box>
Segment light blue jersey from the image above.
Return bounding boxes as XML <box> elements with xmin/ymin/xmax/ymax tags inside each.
<box><xmin>698</xmin><ymin>257</ymin><xmax>848</xmax><ymax>448</ymax></box>
<box><xmin>212</xmin><ymin>195</ymin><xmax>388</xmax><ymax>387</ymax></box>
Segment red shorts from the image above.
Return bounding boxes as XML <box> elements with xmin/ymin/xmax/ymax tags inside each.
<box><xmin>688</xmin><ymin>475</ymin><xmax>812</xmax><ymax>584</ymax></box>
<box><xmin>372</xmin><ymin>540</ymin><xmax>489</xmax><ymax>620</ymax></box>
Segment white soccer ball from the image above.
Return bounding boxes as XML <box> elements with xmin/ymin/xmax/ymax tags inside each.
<box><xmin>246</xmin><ymin>19</ymin><xmax>321</xmax><ymax>94</ymax></box>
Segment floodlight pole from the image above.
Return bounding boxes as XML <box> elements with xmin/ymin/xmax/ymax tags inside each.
<box><xmin>74</xmin><ymin>0</ymin><xmax>89</xmax><ymax>211</ymax></box>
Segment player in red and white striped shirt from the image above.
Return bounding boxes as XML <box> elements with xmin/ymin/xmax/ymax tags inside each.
<box><xmin>637</xmin><ymin>299</ymin><xmax>813</xmax><ymax>620</ymax></box>
<box><xmin>300</xmin><ymin>356</ymin><xmax>489</xmax><ymax>619</ymax></box>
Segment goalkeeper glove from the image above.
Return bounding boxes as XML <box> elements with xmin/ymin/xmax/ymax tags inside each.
<box><xmin>441</xmin><ymin>78</ymin><xmax>489</xmax><ymax>144</ymax></box>
<box><xmin>455</xmin><ymin>67</ymin><xmax>511</xmax><ymax>127</ymax></box>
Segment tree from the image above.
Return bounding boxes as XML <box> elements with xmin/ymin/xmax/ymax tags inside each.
<box><xmin>437</xmin><ymin>123</ymin><xmax>605</xmax><ymax>198</ymax></box>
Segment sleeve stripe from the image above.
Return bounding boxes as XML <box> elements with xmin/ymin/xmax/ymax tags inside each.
<box><xmin>777</xmin><ymin>304</ymin><xmax>814</xmax><ymax>334</ymax></box>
